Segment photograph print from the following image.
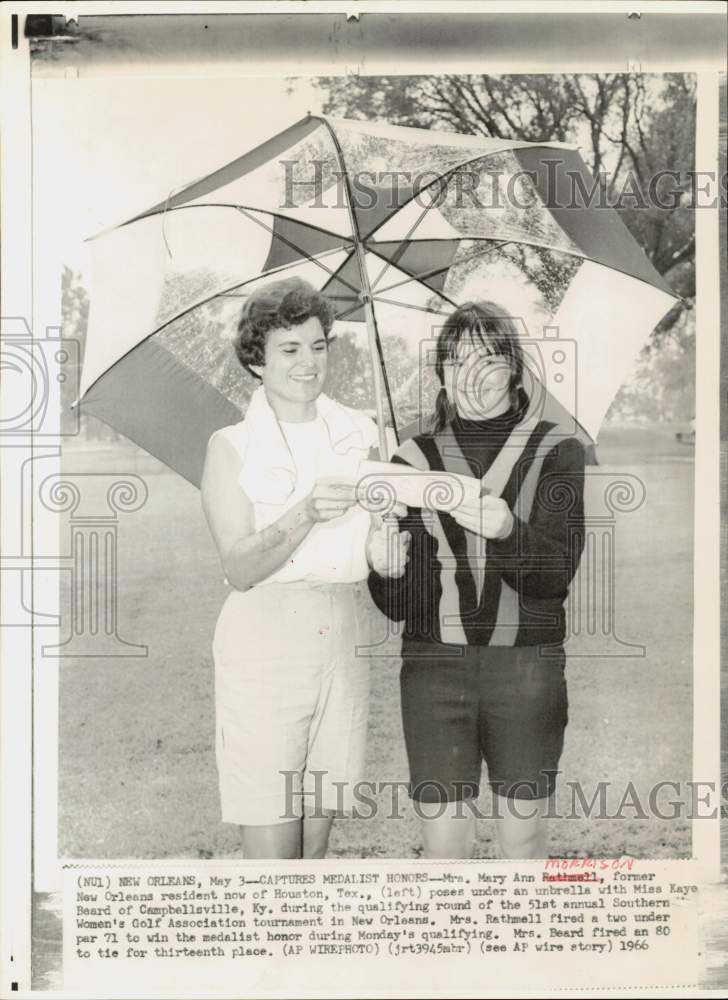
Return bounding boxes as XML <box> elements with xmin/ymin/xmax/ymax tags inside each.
<box><xmin>27</xmin><ymin>40</ymin><xmax>698</xmax><ymax>863</ymax></box>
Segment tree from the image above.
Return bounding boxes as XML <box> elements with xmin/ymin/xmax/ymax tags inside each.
<box><xmin>326</xmin><ymin>328</ymin><xmax>425</xmax><ymax>428</ymax></box>
<box><xmin>63</xmin><ymin>266</ymin><xmax>129</xmax><ymax>441</ymax></box>
<box><xmin>61</xmin><ymin>266</ymin><xmax>95</xmax><ymax>438</ymax></box>
<box><xmin>315</xmin><ymin>72</ymin><xmax>696</xmax><ymax>422</ymax></box>
<box><xmin>316</xmin><ymin>74</ymin><xmax>694</xmax><ymax>291</ymax></box>
<box><xmin>608</xmin><ymin>306</ymin><xmax>695</xmax><ymax>424</ymax></box>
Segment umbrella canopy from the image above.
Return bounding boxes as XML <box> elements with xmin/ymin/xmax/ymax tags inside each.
<box><xmin>78</xmin><ymin>114</ymin><xmax>677</xmax><ymax>485</ymax></box>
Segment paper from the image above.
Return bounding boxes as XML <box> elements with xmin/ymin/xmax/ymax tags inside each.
<box><xmin>356</xmin><ymin>460</ymin><xmax>482</xmax><ymax>513</ymax></box>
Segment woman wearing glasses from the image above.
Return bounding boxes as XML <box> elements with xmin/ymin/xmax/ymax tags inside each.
<box><xmin>368</xmin><ymin>301</ymin><xmax>586</xmax><ymax>860</ymax></box>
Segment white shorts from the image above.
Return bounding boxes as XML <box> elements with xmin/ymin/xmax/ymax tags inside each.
<box><xmin>213</xmin><ymin>581</ymin><xmax>371</xmax><ymax>826</ymax></box>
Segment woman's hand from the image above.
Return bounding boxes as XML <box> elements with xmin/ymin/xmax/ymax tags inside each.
<box><xmin>366</xmin><ymin>514</ymin><xmax>411</xmax><ymax>577</ymax></box>
<box><xmin>451</xmin><ymin>493</ymin><xmax>514</xmax><ymax>540</ymax></box>
<box><xmin>304</xmin><ymin>478</ymin><xmax>359</xmax><ymax>523</ymax></box>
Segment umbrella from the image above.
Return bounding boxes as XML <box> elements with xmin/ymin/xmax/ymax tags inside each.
<box><xmin>77</xmin><ymin>114</ymin><xmax>677</xmax><ymax>484</ymax></box>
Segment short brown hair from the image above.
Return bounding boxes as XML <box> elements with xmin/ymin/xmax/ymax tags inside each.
<box><xmin>234</xmin><ymin>277</ymin><xmax>335</xmax><ymax>379</ymax></box>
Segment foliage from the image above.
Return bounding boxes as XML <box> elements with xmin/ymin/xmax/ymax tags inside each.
<box><xmin>155</xmin><ymin>269</ymin><xmax>255</xmax><ymax>411</ymax></box>
<box><xmin>315</xmin><ymin>73</ymin><xmax>697</xmax><ymax>422</ymax></box>
<box><xmin>60</xmin><ymin>265</ymin><xmax>108</xmax><ymax>439</ymax></box>
<box><xmin>326</xmin><ymin>329</ymin><xmax>429</xmax><ymax>428</ymax></box>
<box><xmin>325</xmin><ymin>329</ymin><xmax>377</xmax><ymax>410</ymax></box>
<box><xmin>606</xmin><ymin>304</ymin><xmax>695</xmax><ymax>424</ymax></box>
<box><xmin>318</xmin><ymin>74</ymin><xmax>695</xmax><ymax>287</ymax></box>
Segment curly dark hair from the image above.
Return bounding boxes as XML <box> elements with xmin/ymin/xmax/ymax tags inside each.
<box><xmin>234</xmin><ymin>277</ymin><xmax>336</xmax><ymax>379</ymax></box>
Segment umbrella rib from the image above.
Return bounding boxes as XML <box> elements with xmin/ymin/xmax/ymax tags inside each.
<box><xmin>112</xmin><ymin>200</ymin><xmax>355</xmax><ymax>248</ymax></box>
<box><xmin>332</xmin><ymin>297</ymin><xmax>452</xmax><ymax>321</ymax></box>
<box><xmin>319</xmin><ymin>118</ymin><xmax>400</xmax><ymax>450</ymax></box>
<box><xmin>100</xmin><ymin>114</ymin><xmax>321</xmax><ymax>235</ymax></box>
<box><xmin>233</xmin><ymin>203</ymin><xmax>355</xmax><ymax>245</ymax></box>
<box><xmin>370</xmin><ymin>235</ymin><xmax>679</xmax><ymax>307</ymax></box>
<box><xmin>360</xmin><ymin>147</ymin><xmax>572</xmax><ymax>301</ymax></box>
<box><xmin>334</xmin><ymin>302</ymin><xmax>367</xmax><ymax>322</ymax></box>
<box><xmin>367</xmin><ymin>239</ymin><xmax>512</xmax><ymax>298</ymax></box>
<box><xmin>368</xmin><ymin>188</ymin><xmax>444</xmax><ymax>293</ymax></box>
<box><xmin>234</xmin><ymin>207</ymin><xmax>362</xmax><ymax>295</ymax></box>
<box><xmin>364</xmin><ymin>245</ymin><xmax>461</xmax><ymax>312</ymax></box>
<box><xmin>366</xmin><ymin>143</ymin><xmax>546</xmax><ymax>247</ymax></box>
<box><xmin>213</xmin><ymin>247</ymin><xmax>355</xmax><ymax>298</ymax></box>
<box><xmin>361</xmin><ymin>148</ymin><xmax>518</xmax><ymax>244</ymax></box>
<box><xmin>320</xmin><ymin>294</ymin><xmax>363</xmax><ymax>305</ymax></box>
<box><xmin>373</xmin><ymin>296</ymin><xmax>452</xmax><ymax>317</ymax></box>
<box><xmin>79</xmin><ymin>255</ymin><xmax>347</xmax><ymax>400</ymax></box>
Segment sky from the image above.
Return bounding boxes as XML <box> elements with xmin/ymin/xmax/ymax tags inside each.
<box><xmin>33</xmin><ymin>74</ymin><xmax>323</xmax><ymax>278</ymax></box>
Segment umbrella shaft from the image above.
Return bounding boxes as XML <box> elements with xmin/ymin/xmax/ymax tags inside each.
<box><xmin>363</xmin><ymin>298</ymin><xmax>390</xmax><ymax>461</ymax></box>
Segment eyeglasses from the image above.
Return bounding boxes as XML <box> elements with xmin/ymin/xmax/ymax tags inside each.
<box><xmin>443</xmin><ymin>352</ymin><xmax>510</xmax><ymax>370</ymax></box>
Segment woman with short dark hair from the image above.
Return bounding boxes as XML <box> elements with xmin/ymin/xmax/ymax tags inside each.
<box><xmin>233</xmin><ymin>276</ymin><xmax>336</xmax><ymax>377</ymax></box>
<box><xmin>202</xmin><ymin>276</ymin><xmax>408</xmax><ymax>859</ymax></box>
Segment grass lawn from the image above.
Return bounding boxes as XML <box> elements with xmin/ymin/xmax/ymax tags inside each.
<box><xmin>57</xmin><ymin>423</ymin><xmax>694</xmax><ymax>859</ymax></box>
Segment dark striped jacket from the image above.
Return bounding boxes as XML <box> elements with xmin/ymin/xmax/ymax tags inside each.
<box><xmin>368</xmin><ymin>415</ymin><xmax>586</xmax><ymax>647</ymax></box>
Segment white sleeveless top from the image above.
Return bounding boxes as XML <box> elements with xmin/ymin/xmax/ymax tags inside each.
<box><xmin>214</xmin><ymin>389</ymin><xmax>377</xmax><ymax>586</ymax></box>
